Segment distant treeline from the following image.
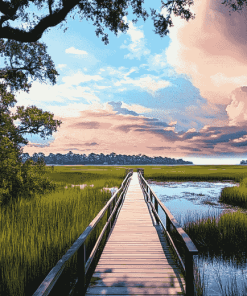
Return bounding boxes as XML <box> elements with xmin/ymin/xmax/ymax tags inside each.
<box><xmin>240</xmin><ymin>160</ymin><xmax>247</xmax><ymax>165</ymax></box>
<box><xmin>21</xmin><ymin>151</ymin><xmax>193</xmax><ymax>165</ymax></box>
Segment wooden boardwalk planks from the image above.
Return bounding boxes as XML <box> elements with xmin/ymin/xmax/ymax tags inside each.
<box><xmin>85</xmin><ymin>172</ymin><xmax>185</xmax><ymax>295</ymax></box>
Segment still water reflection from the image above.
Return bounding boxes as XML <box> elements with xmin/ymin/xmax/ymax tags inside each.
<box><xmin>149</xmin><ymin>181</ymin><xmax>247</xmax><ymax>296</ymax></box>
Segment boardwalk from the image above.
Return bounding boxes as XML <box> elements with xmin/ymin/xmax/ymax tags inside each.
<box><xmin>85</xmin><ymin>172</ymin><xmax>185</xmax><ymax>295</ymax></box>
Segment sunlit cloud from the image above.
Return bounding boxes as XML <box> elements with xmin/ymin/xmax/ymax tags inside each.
<box><xmin>166</xmin><ymin>0</ymin><xmax>247</xmax><ymax>105</ymax></box>
<box><xmin>115</xmin><ymin>75</ymin><xmax>171</xmax><ymax>94</ymax></box>
<box><xmin>226</xmin><ymin>87</ymin><xmax>247</xmax><ymax>126</ymax></box>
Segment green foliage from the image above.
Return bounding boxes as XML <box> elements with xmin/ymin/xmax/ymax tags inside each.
<box><xmin>0</xmin><ymin>0</ymin><xmax>196</xmax><ymax>45</ymax></box>
<box><xmin>0</xmin><ymin>76</ymin><xmax>61</xmax><ymax>203</ymax></box>
<box><xmin>0</xmin><ymin>39</ymin><xmax>58</xmax><ymax>92</ymax></box>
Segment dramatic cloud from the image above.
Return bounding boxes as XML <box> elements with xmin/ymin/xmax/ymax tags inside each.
<box><xmin>22</xmin><ymin>104</ymin><xmax>247</xmax><ymax>159</ymax></box>
<box><xmin>166</xmin><ymin>0</ymin><xmax>247</xmax><ymax>105</ymax></box>
<box><xmin>226</xmin><ymin>87</ymin><xmax>247</xmax><ymax>126</ymax></box>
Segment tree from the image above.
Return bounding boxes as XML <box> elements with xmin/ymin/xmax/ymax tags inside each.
<box><xmin>0</xmin><ymin>0</ymin><xmax>196</xmax><ymax>45</ymax></box>
<box><xmin>0</xmin><ymin>39</ymin><xmax>61</xmax><ymax>204</ymax></box>
<box><xmin>0</xmin><ymin>83</ymin><xmax>61</xmax><ymax>204</ymax></box>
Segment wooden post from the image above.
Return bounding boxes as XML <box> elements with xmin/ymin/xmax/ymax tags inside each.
<box><xmin>185</xmin><ymin>251</ymin><xmax>195</xmax><ymax>296</ymax></box>
<box><xmin>77</xmin><ymin>243</ymin><xmax>86</xmax><ymax>294</ymax></box>
<box><xmin>108</xmin><ymin>202</ymin><xmax>113</xmax><ymax>229</ymax></box>
<box><xmin>154</xmin><ymin>198</ymin><xmax>159</xmax><ymax>225</ymax></box>
<box><xmin>166</xmin><ymin>215</ymin><xmax>171</xmax><ymax>233</ymax></box>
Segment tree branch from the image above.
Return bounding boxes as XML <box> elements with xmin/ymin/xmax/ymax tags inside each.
<box><xmin>0</xmin><ymin>0</ymin><xmax>23</xmax><ymax>22</ymax></box>
<box><xmin>0</xmin><ymin>0</ymin><xmax>81</xmax><ymax>42</ymax></box>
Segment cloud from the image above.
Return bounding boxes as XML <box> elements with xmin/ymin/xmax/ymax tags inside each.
<box><xmin>226</xmin><ymin>87</ymin><xmax>247</xmax><ymax>126</ymax></box>
<box><xmin>166</xmin><ymin>0</ymin><xmax>247</xmax><ymax>105</ymax></box>
<box><xmin>57</xmin><ymin>64</ymin><xmax>67</xmax><ymax>70</ymax></box>
<box><xmin>121</xmin><ymin>102</ymin><xmax>152</xmax><ymax>113</ymax></box>
<box><xmin>115</xmin><ymin>75</ymin><xmax>171</xmax><ymax>94</ymax></box>
<box><xmin>141</xmin><ymin>51</ymin><xmax>168</xmax><ymax>72</ymax></box>
<box><xmin>95</xmin><ymin>85</ymin><xmax>111</xmax><ymax>89</ymax></box>
<box><xmin>121</xmin><ymin>20</ymin><xmax>150</xmax><ymax>59</ymax></box>
<box><xmin>22</xmin><ymin>102</ymin><xmax>247</xmax><ymax>158</ymax></box>
<box><xmin>108</xmin><ymin>101</ymin><xmax>139</xmax><ymax>116</ymax></box>
<box><xmin>65</xmin><ymin>47</ymin><xmax>88</xmax><ymax>55</ymax></box>
<box><xmin>16</xmin><ymin>80</ymin><xmax>101</xmax><ymax>114</ymax></box>
<box><xmin>62</xmin><ymin>71</ymin><xmax>103</xmax><ymax>85</ymax></box>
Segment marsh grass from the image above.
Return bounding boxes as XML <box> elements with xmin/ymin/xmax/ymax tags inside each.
<box><xmin>220</xmin><ymin>178</ymin><xmax>247</xmax><ymax>208</ymax></box>
<box><xmin>0</xmin><ymin>166</ymin><xmax>127</xmax><ymax>296</ymax></box>
<box><xmin>170</xmin><ymin>210</ymin><xmax>247</xmax><ymax>296</ymax></box>
<box><xmin>182</xmin><ymin>211</ymin><xmax>247</xmax><ymax>264</ymax></box>
<box><xmin>194</xmin><ymin>261</ymin><xmax>208</xmax><ymax>296</ymax></box>
<box><xmin>143</xmin><ymin>165</ymin><xmax>247</xmax><ymax>183</ymax></box>
<box><xmin>46</xmin><ymin>166</ymin><xmax>126</xmax><ymax>187</ymax></box>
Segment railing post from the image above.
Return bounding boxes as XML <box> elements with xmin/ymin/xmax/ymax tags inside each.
<box><xmin>108</xmin><ymin>202</ymin><xmax>113</xmax><ymax>229</ymax></box>
<box><xmin>166</xmin><ymin>215</ymin><xmax>171</xmax><ymax>233</ymax></box>
<box><xmin>185</xmin><ymin>251</ymin><xmax>195</xmax><ymax>296</ymax></box>
<box><xmin>154</xmin><ymin>198</ymin><xmax>159</xmax><ymax>225</ymax></box>
<box><xmin>77</xmin><ymin>243</ymin><xmax>86</xmax><ymax>294</ymax></box>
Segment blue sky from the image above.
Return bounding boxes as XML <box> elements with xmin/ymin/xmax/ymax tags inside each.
<box><xmin>12</xmin><ymin>0</ymin><xmax>247</xmax><ymax>164</ymax></box>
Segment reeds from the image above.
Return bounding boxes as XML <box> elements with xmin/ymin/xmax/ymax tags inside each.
<box><xmin>220</xmin><ymin>178</ymin><xmax>247</xmax><ymax>208</ymax></box>
<box><xmin>183</xmin><ymin>211</ymin><xmax>247</xmax><ymax>264</ymax></box>
<box><xmin>143</xmin><ymin>165</ymin><xmax>247</xmax><ymax>182</ymax></box>
<box><xmin>216</xmin><ymin>269</ymin><xmax>247</xmax><ymax>296</ymax></box>
<box><xmin>193</xmin><ymin>261</ymin><xmax>208</xmax><ymax>296</ymax></box>
<box><xmin>0</xmin><ymin>166</ymin><xmax>126</xmax><ymax>296</ymax></box>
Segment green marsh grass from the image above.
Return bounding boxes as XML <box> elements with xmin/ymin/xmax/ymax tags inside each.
<box><xmin>143</xmin><ymin>165</ymin><xmax>247</xmax><ymax>182</ymax></box>
<box><xmin>182</xmin><ymin>211</ymin><xmax>247</xmax><ymax>263</ymax></box>
<box><xmin>220</xmin><ymin>177</ymin><xmax>247</xmax><ymax>208</ymax></box>
<box><xmin>46</xmin><ymin>165</ymin><xmax>126</xmax><ymax>187</ymax></box>
<box><xmin>0</xmin><ymin>166</ymin><xmax>127</xmax><ymax>296</ymax></box>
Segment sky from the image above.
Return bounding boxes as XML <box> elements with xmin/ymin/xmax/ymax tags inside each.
<box><xmin>11</xmin><ymin>0</ymin><xmax>247</xmax><ymax>165</ymax></box>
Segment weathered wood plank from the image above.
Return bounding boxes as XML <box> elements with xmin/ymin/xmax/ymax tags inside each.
<box><xmin>96</xmin><ymin>264</ymin><xmax>179</xmax><ymax>268</ymax></box>
<box><xmin>89</xmin><ymin>278</ymin><xmax>185</xmax><ymax>287</ymax></box>
<box><xmin>93</xmin><ymin>273</ymin><xmax>183</xmax><ymax>278</ymax></box>
<box><xmin>86</xmin><ymin>286</ymin><xmax>184</xmax><ymax>294</ymax></box>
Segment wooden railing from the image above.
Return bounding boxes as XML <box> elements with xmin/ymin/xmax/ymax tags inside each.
<box><xmin>138</xmin><ymin>170</ymin><xmax>198</xmax><ymax>296</ymax></box>
<box><xmin>33</xmin><ymin>170</ymin><xmax>133</xmax><ymax>296</ymax></box>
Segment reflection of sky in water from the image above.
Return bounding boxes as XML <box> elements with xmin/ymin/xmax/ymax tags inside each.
<box><xmin>150</xmin><ymin>182</ymin><xmax>236</xmax><ymax>226</ymax></box>
<box><xmin>149</xmin><ymin>181</ymin><xmax>247</xmax><ymax>296</ymax></box>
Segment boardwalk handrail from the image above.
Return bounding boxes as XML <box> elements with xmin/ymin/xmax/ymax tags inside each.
<box><xmin>138</xmin><ymin>170</ymin><xmax>198</xmax><ymax>296</ymax></box>
<box><xmin>33</xmin><ymin>170</ymin><xmax>133</xmax><ymax>296</ymax></box>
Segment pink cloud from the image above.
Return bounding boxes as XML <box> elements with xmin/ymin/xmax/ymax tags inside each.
<box><xmin>166</xmin><ymin>0</ymin><xmax>247</xmax><ymax>105</ymax></box>
<box><xmin>226</xmin><ymin>87</ymin><xmax>247</xmax><ymax>126</ymax></box>
<box><xmin>23</xmin><ymin>108</ymin><xmax>247</xmax><ymax>158</ymax></box>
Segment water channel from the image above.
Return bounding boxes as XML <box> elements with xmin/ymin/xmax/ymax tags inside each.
<box><xmin>148</xmin><ymin>181</ymin><xmax>247</xmax><ymax>296</ymax></box>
